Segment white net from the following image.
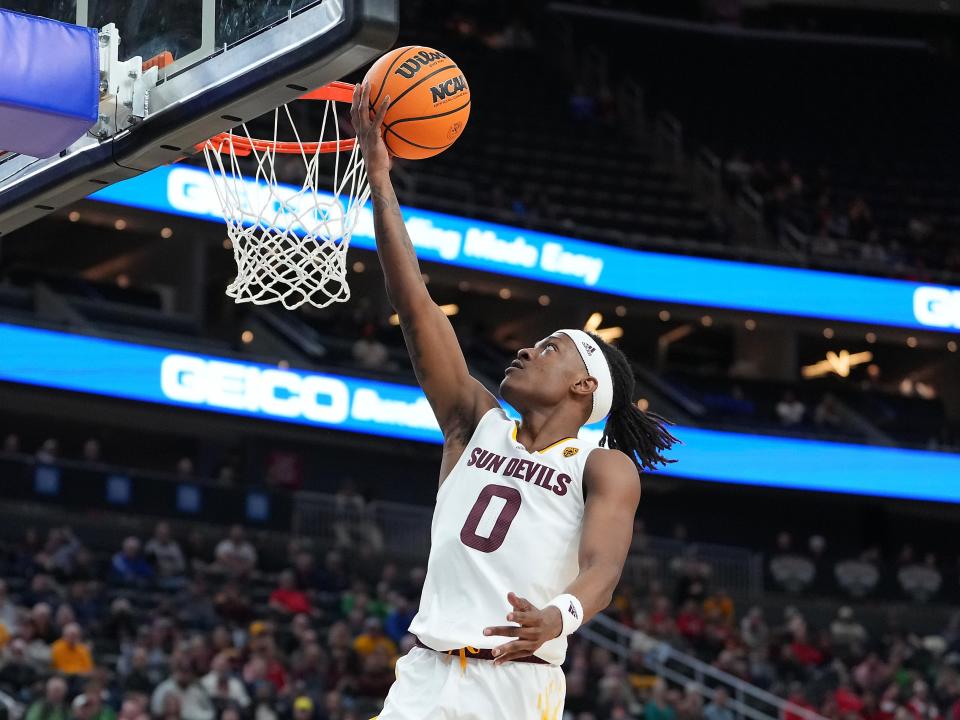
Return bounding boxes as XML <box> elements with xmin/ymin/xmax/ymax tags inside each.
<box><xmin>202</xmin><ymin>99</ymin><xmax>369</xmax><ymax>310</ymax></box>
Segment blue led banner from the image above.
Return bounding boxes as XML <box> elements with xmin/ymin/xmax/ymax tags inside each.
<box><xmin>90</xmin><ymin>166</ymin><xmax>960</xmax><ymax>334</ymax></box>
<box><xmin>2</xmin><ymin>322</ymin><xmax>959</xmax><ymax>503</ymax></box>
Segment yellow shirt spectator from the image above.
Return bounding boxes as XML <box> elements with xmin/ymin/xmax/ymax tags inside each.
<box><xmin>51</xmin><ymin>624</ymin><xmax>93</xmax><ymax>675</ymax></box>
<box><xmin>353</xmin><ymin>618</ymin><xmax>397</xmax><ymax>660</ymax></box>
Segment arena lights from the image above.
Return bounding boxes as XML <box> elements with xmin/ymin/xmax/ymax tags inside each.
<box><xmin>584</xmin><ymin>312</ymin><xmax>623</xmax><ymax>343</ymax></box>
<box><xmin>2</xmin><ymin>322</ymin><xmax>960</xmax><ymax>503</ymax></box>
<box><xmin>160</xmin><ymin>227</ymin><xmax>174</xmax><ymax>239</ymax></box>
<box><xmin>538</xmin><ymin>295</ymin><xmax>551</xmax><ymax>306</ymax></box>
<box><xmin>744</xmin><ymin>319</ymin><xmax>757</xmax><ymax>330</ymax></box>
<box><xmin>352</xmin><ymin>261</ymin><xmax>365</xmax><ymax>273</ymax></box>
<box><xmin>90</xmin><ymin>165</ymin><xmax>960</xmax><ymax>334</ymax></box>
<box><xmin>68</xmin><ymin>211</ymin><xmax>80</xmax><ymax>222</ymax></box>
<box><xmin>801</xmin><ymin>350</ymin><xmax>873</xmax><ymax>379</ymax></box>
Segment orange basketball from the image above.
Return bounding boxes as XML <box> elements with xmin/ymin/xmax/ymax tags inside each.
<box><xmin>363</xmin><ymin>46</ymin><xmax>470</xmax><ymax>160</ymax></box>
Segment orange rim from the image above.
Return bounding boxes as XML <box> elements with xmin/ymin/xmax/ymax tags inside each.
<box><xmin>201</xmin><ymin>81</ymin><xmax>358</xmax><ymax>157</ymax></box>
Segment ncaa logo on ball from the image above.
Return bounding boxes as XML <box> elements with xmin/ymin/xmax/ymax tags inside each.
<box><xmin>430</xmin><ymin>75</ymin><xmax>468</xmax><ymax>104</ymax></box>
<box><xmin>447</xmin><ymin>121</ymin><xmax>464</xmax><ymax>140</ymax></box>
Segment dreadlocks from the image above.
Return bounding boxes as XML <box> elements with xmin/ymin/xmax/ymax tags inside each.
<box><xmin>589</xmin><ymin>332</ymin><xmax>680</xmax><ymax>472</ymax></box>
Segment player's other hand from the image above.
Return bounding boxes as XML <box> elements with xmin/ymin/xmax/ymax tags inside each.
<box><xmin>350</xmin><ymin>82</ymin><xmax>392</xmax><ymax>178</ymax></box>
<box><xmin>483</xmin><ymin>591</ymin><xmax>563</xmax><ymax>665</ymax></box>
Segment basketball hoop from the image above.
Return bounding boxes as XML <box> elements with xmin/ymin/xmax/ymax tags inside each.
<box><xmin>201</xmin><ymin>81</ymin><xmax>368</xmax><ymax>310</ymax></box>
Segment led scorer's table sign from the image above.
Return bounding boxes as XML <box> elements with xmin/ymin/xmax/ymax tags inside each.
<box><xmin>90</xmin><ymin>165</ymin><xmax>960</xmax><ymax>333</ymax></box>
<box><xmin>2</xmin><ymin>322</ymin><xmax>960</xmax><ymax>504</ymax></box>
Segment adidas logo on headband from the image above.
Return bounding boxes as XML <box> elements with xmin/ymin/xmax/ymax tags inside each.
<box><xmin>581</xmin><ymin>341</ymin><xmax>596</xmax><ymax>356</ymax></box>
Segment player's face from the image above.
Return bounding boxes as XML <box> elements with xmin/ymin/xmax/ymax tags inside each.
<box><xmin>500</xmin><ymin>333</ymin><xmax>585</xmax><ymax>410</ymax></box>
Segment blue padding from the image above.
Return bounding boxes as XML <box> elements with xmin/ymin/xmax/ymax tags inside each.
<box><xmin>0</xmin><ymin>9</ymin><xmax>99</xmax><ymax>158</ymax></box>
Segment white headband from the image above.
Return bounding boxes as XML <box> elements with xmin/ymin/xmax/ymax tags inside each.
<box><xmin>557</xmin><ymin>329</ymin><xmax>613</xmax><ymax>425</ymax></box>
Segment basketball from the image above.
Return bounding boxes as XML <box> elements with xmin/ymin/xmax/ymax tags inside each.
<box><xmin>363</xmin><ymin>46</ymin><xmax>471</xmax><ymax>160</ymax></box>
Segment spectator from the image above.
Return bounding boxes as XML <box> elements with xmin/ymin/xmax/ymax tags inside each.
<box><xmin>269</xmin><ymin>571</ymin><xmax>312</xmax><ymax>616</ymax></box>
<box><xmin>784</xmin><ymin>683</ymin><xmax>817</xmax><ymax>720</ymax></box>
<box><xmin>2</xmin><ymin>433</ymin><xmax>20</xmax><ymax>454</ymax></box>
<box><xmin>352</xmin><ymin>618</ymin><xmax>396</xmax><ymax>661</ymax></box>
<box><xmin>383</xmin><ymin>594</ymin><xmax>416</xmax><ymax>645</ymax></box>
<box><xmin>814</xmin><ymin>394</ymin><xmax>844</xmax><ymax>431</ymax></box>
<box><xmin>704</xmin><ymin>688</ymin><xmax>735</xmax><ymax>720</ymax></box>
<box><xmin>177</xmin><ymin>579</ymin><xmax>219</xmax><ymax>631</ymax></box>
<box><xmin>676</xmin><ymin>601</ymin><xmax>705</xmax><ymax>646</ymax></box>
<box><xmin>110</xmin><ymin>538</ymin><xmax>154</xmax><ymax>585</ymax></box>
<box><xmin>854</xmin><ymin>652</ymin><xmax>892</xmax><ymax>694</ymax></box>
<box><xmin>0</xmin><ymin>639</ymin><xmax>39</xmax><ymax>697</ymax></box>
<box><xmin>292</xmin><ymin>697</ymin><xmax>314</xmax><ymax>720</ymax></box>
<box><xmin>70</xmin><ymin>687</ymin><xmax>116</xmax><ymax>720</ymax></box>
<box><xmin>676</xmin><ymin>682</ymin><xmax>704</xmax><ymax>720</ymax></box>
<box><xmin>352</xmin><ymin>324</ymin><xmax>391</xmax><ymax>371</ymax></box>
<box><xmin>150</xmin><ymin>657</ymin><xmax>215</xmax><ymax>720</ymax></box>
<box><xmin>200</xmin><ymin>652</ymin><xmax>250</xmax><ymax>711</ymax></box>
<box><xmin>645</xmin><ymin>679</ymin><xmax>676</xmax><ymax>720</ymax></box>
<box><xmin>50</xmin><ymin>623</ymin><xmax>93</xmax><ymax>676</ymax></box>
<box><xmin>118</xmin><ymin>646</ymin><xmax>158</xmax><ymax>696</ymax></box>
<box><xmin>36</xmin><ymin>439</ymin><xmax>58</xmax><ymax>464</ymax></box>
<box><xmin>145</xmin><ymin>523</ymin><xmax>186</xmax><ymax>586</ymax></box>
<box><xmin>0</xmin><ymin>582</ymin><xmax>19</xmax><ymax>635</ymax></box>
<box><xmin>20</xmin><ymin>618</ymin><xmax>52</xmax><ymax>669</ymax></box>
<box><xmin>101</xmin><ymin>598</ymin><xmax>137</xmax><ymax>646</ymax></box>
<box><xmin>213</xmin><ymin>583</ymin><xmax>252</xmax><ymax>626</ymax></box>
<box><xmin>214</xmin><ymin>526</ymin><xmax>257</xmax><ymax>578</ymax></box>
<box><xmin>25</xmin><ymin>676</ymin><xmax>69</xmax><ymax>720</ymax></box>
<box><xmin>830</xmin><ymin>606</ymin><xmax>867</xmax><ymax>651</ymax></box>
<box><xmin>741</xmin><ymin>606</ymin><xmax>769</xmax><ymax>649</ymax></box>
<box><xmin>81</xmin><ymin>439</ymin><xmax>102</xmax><ymax>465</ymax></box>
<box><xmin>354</xmin><ymin>646</ymin><xmax>395</xmax><ymax>701</ymax></box>
<box><xmin>703</xmin><ymin>588</ymin><xmax>735</xmax><ymax>626</ymax></box>
<box><xmin>776</xmin><ymin>391</ymin><xmax>806</xmax><ymax>427</ymax></box>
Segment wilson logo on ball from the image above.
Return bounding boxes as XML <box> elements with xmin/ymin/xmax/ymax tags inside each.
<box><xmin>394</xmin><ymin>50</ymin><xmax>448</xmax><ymax>79</ymax></box>
<box><xmin>430</xmin><ymin>75</ymin><xmax>468</xmax><ymax>103</ymax></box>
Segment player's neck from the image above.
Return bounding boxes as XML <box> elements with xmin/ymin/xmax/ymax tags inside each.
<box><xmin>514</xmin><ymin>407</ymin><xmax>582</xmax><ymax>454</ymax></box>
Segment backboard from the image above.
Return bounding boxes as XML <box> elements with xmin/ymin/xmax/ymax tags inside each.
<box><xmin>0</xmin><ymin>0</ymin><xmax>398</xmax><ymax>236</ymax></box>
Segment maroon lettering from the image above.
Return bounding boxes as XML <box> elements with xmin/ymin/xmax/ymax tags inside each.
<box><xmin>552</xmin><ymin>473</ymin><xmax>572</xmax><ymax>497</ymax></box>
<box><xmin>536</xmin><ymin>465</ymin><xmax>555</xmax><ymax>492</ymax></box>
<box><xmin>513</xmin><ymin>459</ymin><xmax>533</xmax><ymax>481</ymax></box>
<box><xmin>466</xmin><ymin>447</ymin><xmax>483</xmax><ymax>467</ymax></box>
<box><xmin>503</xmin><ymin>458</ymin><xmax>519</xmax><ymax>476</ymax></box>
<box><xmin>487</xmin><ymin>453</ymin><xmax>507</xmax><ymax>473</ymax></box>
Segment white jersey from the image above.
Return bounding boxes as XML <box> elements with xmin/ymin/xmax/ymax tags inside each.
<box><xmin>408</xmin><ymin>407</ymin><xmax>596</xmax><ymax>666</ymax></box>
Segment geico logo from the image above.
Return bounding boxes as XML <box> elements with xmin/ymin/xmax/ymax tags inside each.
<box><xmin>160</xmin><ymin>354</ymin><xmax>349</xmax><ymax>423</ymax></box>
<box><xmin>913</xmin><ymin>286</ymin><xmax>960</xmax><ymax>329</ymax></box>
<box><xmin>430</xmin><ymin>75</ymin><xmax>467</xmax><ymax>103</ymax></box>
<box><xmin>394</xmin><ymin>50</ymin><xmax>448</xmax><ymax>79</ymax></box>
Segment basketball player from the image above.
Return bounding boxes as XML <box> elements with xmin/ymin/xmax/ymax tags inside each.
<box><xmin>351</xmin><ymin>82</ymin><xmax>679</xmax><ymax>720</ymax></box>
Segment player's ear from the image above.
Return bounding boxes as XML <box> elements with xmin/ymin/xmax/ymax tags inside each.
<box><xmin>571</xmin><ymin>375</ymin><xmax>598</xmax><ymax>398</ymax></box>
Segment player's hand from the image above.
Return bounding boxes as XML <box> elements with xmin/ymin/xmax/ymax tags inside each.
<box><xmin>483</xmin><ymin>592</ymin><xmax>563</xmax><ymax>665</ymax></box>
<box><xmin>350</xmin><ymin>82</ymin><xmax>392</xmax><ymax>178</ymax></box>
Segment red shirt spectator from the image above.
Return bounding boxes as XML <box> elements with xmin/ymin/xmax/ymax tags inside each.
<box><xmin>676</xmin><ymin>601</ymin><xmax>705</xmax><ymax>641</ymax></box>
<box><xmin>785</xmin><ymin>690</ymin><xmax>817</xmax><ymax>720</ymax></box>
<box><xmin>836</xmin><ymin>685</ymin><xmax>865</xmax><ymax>715</ymax></box>
<box><xmin>269</xmin><ymin>570</ymin><xmax>311</xmax><ymax>615</ymax></box>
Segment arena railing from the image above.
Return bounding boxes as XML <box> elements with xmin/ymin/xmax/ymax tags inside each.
<box><xmin>584</xmin><ymin>613</ymin><xmax>828</xmax><ymax>720</ymax></box>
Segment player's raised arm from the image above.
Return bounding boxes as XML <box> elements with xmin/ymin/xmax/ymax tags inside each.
<box><xmin>350</xmin><ymin>82</ymin><xmax>497</xmax><ymax>440</ymax></box>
